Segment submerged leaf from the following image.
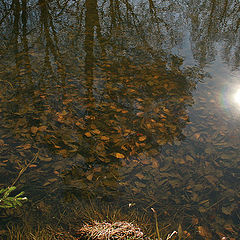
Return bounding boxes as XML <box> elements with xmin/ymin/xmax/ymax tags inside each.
<box><xmin>85</xmin><ymin>132</ymin><xmax>92</xmax><ymax>137</ymax></box>
<box><xmin>139</xmin><ymin>136</ymin><xmax>147</xmax><ymax>141</ymax></box>
<box><xmin>115</xmin><ymin>153</ymin><xmax>125</xmax><ymax>159</ymax></box>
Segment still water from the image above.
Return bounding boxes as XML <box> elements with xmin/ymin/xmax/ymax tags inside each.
<box><xmin>0</xmin><ymin>0</ymin><xmax>239</xmax><ymax>239</ymax></box>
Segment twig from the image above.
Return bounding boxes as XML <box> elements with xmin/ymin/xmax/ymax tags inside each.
<box><xmin>10</xmin><ymin>152</ymin><xmax>39</xmax><ymax>187</ymax></box>
<box><xmin>0</xmin><ymin>79</ymin><xmax>14</xmax><ymax>89</ymax></box>
<box><xmin>159</xmin><ymin>224</ymin><xmax>171</xmax><ymax>232</ymax></box>
<box><xmin>207</xmin><ymin>197</ymin><xmax>226</xmax><ymax>210</ymax></box>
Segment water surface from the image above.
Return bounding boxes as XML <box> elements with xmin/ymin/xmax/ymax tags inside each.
<box><xmin>0</xmin><ymin>0</ymin><xmax>239</xmax><ymax>239</ymax></box>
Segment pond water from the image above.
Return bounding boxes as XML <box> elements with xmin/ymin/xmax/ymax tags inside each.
<box><xmin>0</xmin><ymin>0</ymin><xmax>239</xmax><ymax>239</ymax></box>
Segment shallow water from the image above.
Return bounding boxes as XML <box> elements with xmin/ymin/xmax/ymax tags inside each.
<box><xmin>0</xmin><ymin>0</ymin><xmax>240</xmax><ymax>239</ymax></box>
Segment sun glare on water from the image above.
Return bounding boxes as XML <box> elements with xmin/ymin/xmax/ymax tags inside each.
<box><xmin>233</xmin><ymin>89</ymin><xmax>240</xmax><ymax>106</ymax></box>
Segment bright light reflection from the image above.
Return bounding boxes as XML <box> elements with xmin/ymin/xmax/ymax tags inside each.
<box><xmin>233</xmin><ymin>89</ymin><xmax>240</xmax><ymax>105</ymax></box>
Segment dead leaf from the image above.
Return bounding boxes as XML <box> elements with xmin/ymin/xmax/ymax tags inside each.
<box><xmin>205</xmin><ymin>175</ymin><xmax>218</xmax><ymax>185</ymax></box>
<box><xmin>222</xmin><ymin>205</ymin><xmax>235</xmax><ymax>215</ymax></box>
<box><xmin>136</xmin><ymin>112</ymin><xmax>144</xmax><ymax>117</ymax></box>
<box><xmin>186</xmin><ymin>155</ymin><xmax>194</xmax><ymax>162</ymax></box>
<box><xmin>38</xmin><ymin>126</ymin><xmax>47</xmax><ymax>131</ymax></box>
<box><xmin>141</xmin><ymin>158</ymin><xmax>151</xmax><ymax>165</ymax></box>
<box><xmin>139</xmin><ymin>136</ymin><xmax>147</xmax><ymax>141</ymax></box>
<box><xmin>192</xmin><ymin>217</ymin><xmax>199</xmax><ymax>225</ymax></box>
<box><xmin>121</xmin><ymin>145</ymin><xmax>128</xmax><ymax>151</ymax></box>
<box><xmin>93</xmin><ymin>167</ymin><xmax>102</xmax><ymax>172</ymax></box>
<box><xmin>86</xmin><ymin>173</ymin><xmax>94</xmax><ymax>181</ymax></box>
<box><xmin>92</xmin><ymin>129</ymin><xmax>101</xmax><ymax>134</ymax></box>
<box><xmin>101</xmin><ymin>136</ymin><xmax>109</xmax><ymax>141</ymax></box>
<box><xmin>39</xmin><ymin>155</ymin><xmax>52</xmax><ymax>162</ymax></box>
<box><xmin>197</xmin><ymin>226</ymin><xmax>212</xmax><ymax>239</ymax></box>
<box><xmin>224</xmin><ymin>224</ymin><xmax>235</xmax><ymax>234</ymax></box>
<box><xmin>152</xmin><ymin>158</ymin><xmax>159</xmax><ymax>168</ymax></box>
<box><xmin>85</xmin><ymin>132</ymin><xmax>92</xmax><ymax>137</ymax></box>
<box><xmin>23</xmin><ymin>144</ymin><xmax>31</xmax><ymax>150</ymax></box>
<box><xmin>115</xmin><ymin>153</ymin><xmax>125</xmax><ymax>159</ymax></box>
<box><xmin>54</xmin><ymin>144</ymin><xmax>61</xmax><ymax>149</ymax></box>
<box><xmin>135</xmin><ymin>173</ymin><xmax>145</xmax><ymax>179</ymax></box>
<box><xmin>61</xmin><ymin>110</ymin><xmax>68</xmax><ymax>116</ymax></box>
<box><xmin>193</xmin><ymin>133</ymin><xmax>200</xmax><ymax>139</ymax></box>
<box><xmin>58</xmin><ymin>149</ymin><xmax>68</xmax><ymax>157</ymax></box>
<box><xmin>31</xmin><ymin>126</ymin><xmax>38</xmax><ymax>134</ymax></box>
<box><xmin>43</xmin><ymin>182</ymin><xmax>50</xmax><ymax>186</ymax></box>
<box><xmin>29</xmin><ymin>164</ymin><xmax>37</xmax><ymax>168</ymax></box>
<box><xmin>48</xmin><ymin>178</ymin><xmax>57</xmax><ymax>182</ymax></box>
<box><xmin>0</xmin><ymin>139</ymin><xmax>4</xmax><ymax>146</ymax></box>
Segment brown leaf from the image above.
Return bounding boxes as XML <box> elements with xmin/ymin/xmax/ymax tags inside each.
<box><xmin>38</xmin><ymin>126</ymin><xmax>47</xmax><ymax>131</ymax></box>
<box><xmin>139</xmin><ymin>136</ymin><xmax>147</xmax><ymax>141</ymax></box>
<box><xmin>76</xmin><ymin>121</ymin><xmax>83</xmax><ymax>127</ymax></box>
<box><xmin>31</xmin><ymin>126</ymin><xmax>38</xmax><ymax>134</ymax></box>
<box><xmin>186</xmin><ymin>155</ymin><xmax>194</xmax><ymax>162</ymax></box>
<box><xmin>85</xmin><ymin>132</ymin><xmax>92</xmax><ymax>137</ymax></box>
<box><xmin>141</xmin><ymin>158</ymin><xmax>151</xmax><ymax>165</ymax></box>
<box><xmin>92</xmin><ymin>129</ymin><xmax>101</xmax><ymax>134</ymax></box>
<box><xmin>54</xmin><ymin>144</ymin><xmax>61</xmax><ymax>149</ymax></box>
<box><xmin>157</xmin><ymin>139</ymin><xmax>166</xmax><ymax>145</ymax></box>
<box><xmin>121</xmin><ymin>145</ymin><xmax>128</xmax><ymax>151</ymax></box>
<box><xmin>93</xmin><ymin>167</ymin><xmax>102</xmax><ymax>172</ymax></box>
<box><xmin>152</xmin><ymin>158</ymin><xmax>159</xmax><ymax>168</ymax></box>
<box><xmin>0</xmin><ymin>139</ymin><xmax>4</xmax><ymax>146</ymax></box>
<box><xmin>58</xmin><ymin>149</ymin><xmax>68</xmax><ymax>157</ymax></box>
<box><xmin>224</xmin><ymin>224</ymin><xmax>235</xmax><ymax>234</ymax></box>
<box><xmin>86</xmin><ymin>173</ymin><xmax>94</xmax><ymax>181</ymax></box>
<box><xmin>197</xmin><ymin>226</ymin><xmax>212</xmax><ymax>239</ymax></box>
<box><xmin>48</xmin><ymin>178</ymin><xmax>57</xmax><ymax>182</ymax></box>
<box><xmin>39</xmin><ymin>155</ymin><xmax>52</xmax><ymax>162</ymax></box>
<box><xmin>222</xmin><ymin>205</ymin><xmax>235</xmax><ymax>215</ymax></box>
<box><xmin>115</xmin><ymin>153</ymin><xmax>125</xmax><ymax>159</ymax></box>
<box><xmin>23</xmin><ymin>143</ymin><xmax>31</xmax><ymax>150</ymax></box>
<box><xmin>136</xmin><ymin>112</ymin><xmax>144</xmax><ymax>117</ymax></box>
<box><xmin>61</xmin><ymin>110</ymin><xmax>68</xmax><ymax>116</ymax></box>
<box><xmin>135</xmin><ymin>173</ymin><xmax>145</xmax><ymax>179</ymax></box>
<box><xmin>194</xmin><ymin>133</ymin><xmax>200</xmax><ymax>139</ymax></box>
<box><xmin>29</xmin><ymin>164</ymin><xmax>37</xmax><ymax>168</ymax></box>
<box><xmin>192</xmin><ymin>217</ymin><xmax>199</xmax><ymax>225</ymax></box>
<box><xmin>101</xmin><ymin>136</ymin><xmax>110</xmax><ymax>141</ymax></box>
<box><xmin>205</xmin><ymin>175</ymin><xmax>218</xmax><ymax>186</ymax></box>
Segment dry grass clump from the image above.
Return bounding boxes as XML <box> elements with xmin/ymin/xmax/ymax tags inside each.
<box><xmin>6</xmin><ymin>225</ymin><xmax>77</xmax><ymax>240</ymax></box>
<box><xmin>77</xmin><ymin>221</ymin><xmax>145</xmax><ymax>240</ymax></box>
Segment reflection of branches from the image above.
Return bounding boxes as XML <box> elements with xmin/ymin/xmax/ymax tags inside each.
<box><xmin>39</xmin><ymin>0</ymin><xmax>67</xmax><ymax>83</ymax></box>
<box><xmin>12</xmin><ymin>0</ymin><xmax>20</xmax><ymax>71</ymax></box>
<box><xmin>188</xmin><ymin>0</ymin><xmax>240</xmax><ymax>67</ymax></box>
<box><xmin>22</xmin><ymin>0</ymin><xmax>32</xmax><ymax>78</ymax></box>
<box><xmin>0</xmin><ymin>1</ymin><xmax>12</xmax><ymax>26</ymax></box>
<box><xmin>39</xmin><ymin>0</ymin><xmax>59</xmax><ymax>59</ymax></box>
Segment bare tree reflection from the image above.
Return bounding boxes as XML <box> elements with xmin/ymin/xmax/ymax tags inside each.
<box><xmin>0</xmin><ymin>1</ymin><xmax>239</xmax><ymax>233</ymax></box>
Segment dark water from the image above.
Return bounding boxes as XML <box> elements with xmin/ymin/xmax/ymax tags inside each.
<box><xmin>0</xmin><ymin>0</ymin><xmax>239</xmax><ymax>239</ymax></box>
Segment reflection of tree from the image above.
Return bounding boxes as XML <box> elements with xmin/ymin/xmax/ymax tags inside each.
<box><xmin>0</xmin><ymin>2</ymin><xmax>239</xmax><ymax>237</ymax></box>
<box><xmin>187</xmin><ymin>0</ymin><xmax>240</xmax><ymax>68</ymax></box>
<box><xmin>57</xmin><ymin>0</ymin><xmax>200</xmax><ymax>200</ymax></box>
<box><xmin>0</xmin><ymin>0</ymin><xmax>236</xmax><ymax>202</ymax></box>
<box><xmin>0</xmin><ymin>1</ymin><xmax>201</xmax><ymax>198</ymax></box>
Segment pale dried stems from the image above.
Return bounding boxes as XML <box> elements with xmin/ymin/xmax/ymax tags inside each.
<box><xmin>77</xmin><ymin>221</ymin><xmax>144</xmax><ymax>240</ymax></box>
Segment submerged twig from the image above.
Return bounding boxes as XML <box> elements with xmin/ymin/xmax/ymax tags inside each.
<box><xmin>11</xmin><ymin>152</ymin><xmax>39</xmax><ymax>187</ymax></box>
